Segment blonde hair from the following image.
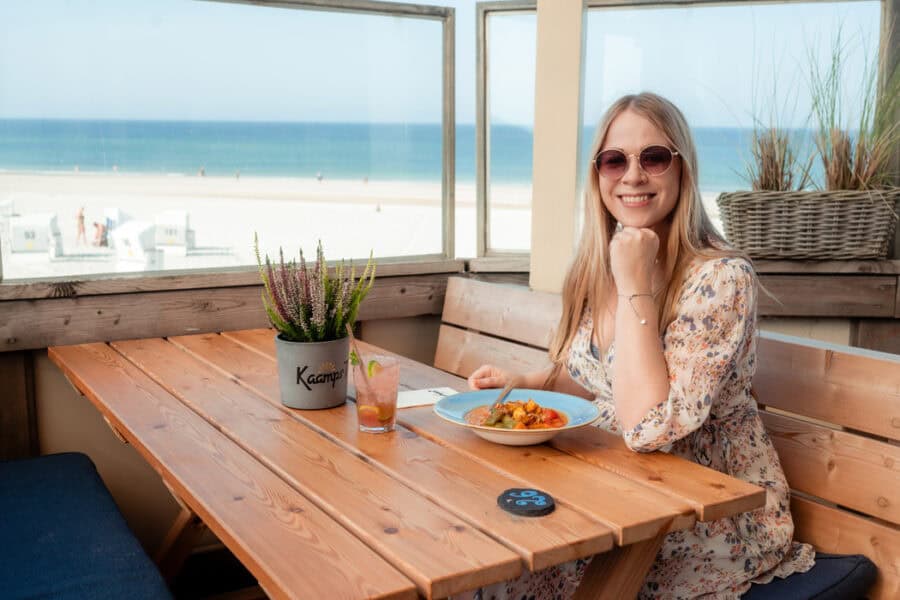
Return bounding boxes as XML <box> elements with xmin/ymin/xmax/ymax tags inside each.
<box><xmin>547</xmin><ymin>92</ymin><xmax>743</xmax><ymax>375</ymax></box>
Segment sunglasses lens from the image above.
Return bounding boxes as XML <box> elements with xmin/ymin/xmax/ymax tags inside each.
<box><xmin>639</xmin><ymin>146</ymin><xmax>674</xmax><ymax>174</ymax></box>
<box><xmin>595</xmin><ymin>150</ymin><xmax>627</xmax><ymax>178</ymax></box>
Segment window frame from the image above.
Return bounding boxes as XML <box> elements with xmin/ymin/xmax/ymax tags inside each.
<box><xmin>475</xmin><ymin>0</ymin><xmax>897</xmax><ymax>261</ymax></box>
<box><xmin>0</xmin><ymin>0</ymin><xmax>457</xmax><ymax>291</ymax></box>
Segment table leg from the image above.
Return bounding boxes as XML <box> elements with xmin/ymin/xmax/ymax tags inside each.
<box><xmin>572</xmin><ymin>526</ymin><xmax>669</xmax><ymax>600</ymax></box>
<box><xmin>154</xmin><ymin>502</ymin><xmax>207</xmax><ymax>582</ymax></box>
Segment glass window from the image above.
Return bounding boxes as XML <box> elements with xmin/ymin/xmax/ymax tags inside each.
<box><xmin>484</xmin><ymin>10</ymin><xmax>537</xmax><ymax>254</ymax></box>
<box><xmin>0</xmin><ymin>0</ymin><xmax>450</xmax><ymax>280</ymax></box>
<box><xmin>581</xmin><ymin>1</ymin><xmax>882</xmax><ymax>234</ymax></box>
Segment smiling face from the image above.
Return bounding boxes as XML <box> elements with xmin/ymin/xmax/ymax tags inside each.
<box><xmin>596</xmin><ymin>109</ymin><xmax>681</xmax><ymax>233</ymax></box>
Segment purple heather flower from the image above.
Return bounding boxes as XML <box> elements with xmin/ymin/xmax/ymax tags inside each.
<box><xmin>300</xmin><ymin>248</ymin><xmax>312</xmax><ymax>310</ymax></box>
<box><xmin>310</xmin><ymin>267</ymin><xmax>326</xmax><ymax>337</ymax></box>
<box><xmin>265</xmin><ymin>255</ymin><xmax>289</xmax><ymax>324</ymax></box>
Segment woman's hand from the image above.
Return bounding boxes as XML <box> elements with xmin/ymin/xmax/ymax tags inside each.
<box><xmin>609</xmin><ymin>226</ymin><xmax>659</xmax><ymax>293</ymax></box>
<box><xmin>467</xmin><ymin>364</ymin><xmax>512</xmax><ymax>390</ymax></box>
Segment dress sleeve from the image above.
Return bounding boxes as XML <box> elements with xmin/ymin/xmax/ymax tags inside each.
<box><xmin>622</xmin><ymin>258</ymin><xmax>757</xmax><ymax>452</ymax></box>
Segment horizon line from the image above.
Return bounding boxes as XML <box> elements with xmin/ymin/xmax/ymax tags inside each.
<box><xmin>0</xmin><ymin>116</ymin><xmax>821</xmax><ymax>131</ymax></box>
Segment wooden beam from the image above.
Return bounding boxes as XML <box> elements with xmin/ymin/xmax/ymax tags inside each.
<box><xmin>0</xmin><ymin>351</ymin><xmax>37</xmax><ymax>460</ymax></box>
<box><xmin>754</xmin><ymin>260</ymin><xmax>900</xmax><ymax>274</ymax></box>
<box><xmin>0</xmin><ymin>259</ymin><xmax>463</xmax><ymax>302</ymax></box>
<box><xmin>468</xmin><ymin>256</ymin><xmax>530</xmax><ymax>273</ymax></box>
<box><xmin>758</xmin><ymin>274</ymin><xmax>896</xmax><ymax>317</ymax></box>
<box><xmin>0</xmin><ymin>274</ymin><xmax>449</xmax><ymax>352</ymax></box>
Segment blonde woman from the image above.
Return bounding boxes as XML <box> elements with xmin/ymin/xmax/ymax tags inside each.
<box><xmin>467</xmin><ymin>93</ymin><xmax>817</xmax><ymax>598</ymax></box>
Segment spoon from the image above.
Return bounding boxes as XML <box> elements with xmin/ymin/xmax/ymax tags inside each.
<box><xmin>494</xmin><ymin>376</ymin><xmax>520</xmax><ymax>405</ymax></box>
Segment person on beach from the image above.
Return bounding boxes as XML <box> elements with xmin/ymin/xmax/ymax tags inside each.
<box><xmin>465</xmin><ymin>92</ymin><xmax>814</xmax><ymax>599</ymax></box>
<box><xmin>92</xmin><ymin>221</ymin><xmax>108</xmax><ymax>247</ymax></box>
<box><xmin>76</xmin><ymin>207</ymin><xmax>86</xmax><ymax>245</ymax></box>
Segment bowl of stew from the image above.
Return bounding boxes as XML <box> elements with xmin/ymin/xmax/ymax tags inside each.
<box><xmin>433</xmin><ymin>389</ymin><xmax>601</xmax><ymax>446</ymax></box>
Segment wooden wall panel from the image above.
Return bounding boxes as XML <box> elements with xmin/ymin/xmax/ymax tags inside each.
<box><xmin>757</xmin><ymin>275</ymin><xmax>896</xmax><ymax>317</ymax></box>
<box><xmin>0</xmin><ymin>351</ymin><xmax>36</xmax><ymax>459</ymax></box>
<box><xmin>0</xmin><ymin>275</ymin><xmax>448</xmax><ymax>352</ymax></box>
<box><xmin>0</xmin><ymin>260</ymin><xmax>464</xmax><ymax>301</ymax></box>
<box><xmin>856</xmin><ymin>320</ymin><xmax>900</xmax><ymax>355</ymax></box>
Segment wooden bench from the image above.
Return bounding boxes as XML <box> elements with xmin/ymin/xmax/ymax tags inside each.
<box><xmin>435</xmin><ymin>276</ymin><xmax>900</xmax><ymax>599</ymax></box>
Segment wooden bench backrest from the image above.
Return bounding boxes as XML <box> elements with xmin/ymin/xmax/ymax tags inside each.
<box><xmin>434</xmin><ymin>277</ymin><xmax>558</xmax><ymax>378</ymax></box>
<box><xmin>435</xmin><ymin>276</ymin><xmax>900</xmax><ymax>599</ymax></box>
<box><xmin>754</xmin><ymin>332</ymin><xmax>900</xmax><ymax>599</ymax></box>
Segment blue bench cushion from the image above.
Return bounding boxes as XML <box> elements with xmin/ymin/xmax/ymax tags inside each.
<box><xmin>743</xmin><ymin>552</ymin><xmax>877</xmax><ymax>600</ymax></box>
<box><xmin>0</xmin><ymin>452</ymin><xmax>172</xmax><ymax>600</ymax></box>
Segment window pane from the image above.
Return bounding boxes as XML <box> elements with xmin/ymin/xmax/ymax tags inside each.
<box><xmin>486</xmin><ymin>12</ymin><xmax>536</xmax><ymax>253</ymax></box>
<box><xmin>0</xmin><ymin>0</ymin><xmax>446</xmax><ymax>279</ymax></box>
<box><xmin>582</xmin><ymin>1</ymin><xmax>882</xmax><ymax>234</ymax></box>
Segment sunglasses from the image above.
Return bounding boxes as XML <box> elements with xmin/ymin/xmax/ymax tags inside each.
<box><xmin>593</xmin><ymin>145</ymin><xmax>680</xmax><ymax>179</ymax></box>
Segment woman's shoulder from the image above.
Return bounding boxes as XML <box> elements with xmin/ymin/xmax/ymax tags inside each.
<box><xmin>679</xmin><ymin>255</ymin><xmax>756</xmax><ymax>301</ymax></box>
<box><xmin>684</xmin><ymin>255</ymin><xmax>755</xmax><ymax>283</ymax></box>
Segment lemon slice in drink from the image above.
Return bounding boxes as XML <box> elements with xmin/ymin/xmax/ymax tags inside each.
<box><xmin>367</xmin><ymin>359</ymin><xmax>383</xmax><ymax>378</ymax></box>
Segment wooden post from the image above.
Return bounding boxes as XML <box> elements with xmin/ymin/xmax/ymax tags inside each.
<box><xmin>572</xmin><ymin>525</ymin><xmax>669</xmax><ymax>600</ymax></box>
<box><xmin>0</xmin><ymin>351</ymin><xmax>37</xmax><ymax>460</ymax></box>
<box><xmin>884</xmin><ymin>0</ymin><xmax>900</xmax><ymax>258</ymax></box>
<box><xmin>154</xmin><ymin>505</ymin><xmax>207</xmax><ymax>583</ymax></box>
<box><xmin>530</xmin><ymin>0</ymin><xmax>586</xmax><ymax>292</ymax></box>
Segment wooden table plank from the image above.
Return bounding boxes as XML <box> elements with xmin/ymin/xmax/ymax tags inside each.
<box><xmin>47</xmin><ymin>343</ymin><xmax>417</xmax><ymax>600</ymax></box>
<box><xmin>217</xmin><ymin>330</ymin><xmax>695</xmax><ymax>546</ymax></box>
<box><xmin>355</xmin><ymin>335</ymin><xmax>761</xmax><ymax>524</ymax></box>
<box><xmin>170</xmin><ymin>333</ymin><xmax>615</xmax><ymax>571</ymax></box>
<box><xmin>226</xmin><ymin>330</ymin><xmax>763</xmax><ymax>522</ymax></box>
<box><xmin>550</xmin><ymin>428</ymin><xmax>766</xmax><ymax>522</ymax></box>
<box><xmin>400</xmin><ymin>406</ymin><xmax>695</xmax><ymax>545</ymax></box>
<box><xmin>112</xmin><ymin>337</ymin><xmax>521</xmax><ymax>599</ymax></box>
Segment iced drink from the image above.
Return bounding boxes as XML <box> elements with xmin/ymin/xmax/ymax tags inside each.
<box><xmin>356</xmin><ymin>355</ymin><xmax>400</xmax><ymax>433</ymax></box>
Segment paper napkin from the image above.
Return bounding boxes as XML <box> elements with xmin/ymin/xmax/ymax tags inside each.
<box><xmin>397</xmin><ymin>387</ymin><xmax>460</xmax><ymax>409</ymax></box>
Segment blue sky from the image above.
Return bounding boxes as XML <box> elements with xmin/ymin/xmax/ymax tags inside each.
<box><xmin>0</xmin><ymin>0</ymin><xmax>882</xmax><ymax>127</ymax></box>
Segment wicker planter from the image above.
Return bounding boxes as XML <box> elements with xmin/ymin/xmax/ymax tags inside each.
<box><xmin>716</xmin><ymin>189</ymin><xmax>900</xmax><ymax>260</ymax></box>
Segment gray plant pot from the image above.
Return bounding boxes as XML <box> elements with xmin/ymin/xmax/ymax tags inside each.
<box><xmin>274</xmin><ymin>333</ymin><xmax>349</xmax><ymax>410</ymax></box>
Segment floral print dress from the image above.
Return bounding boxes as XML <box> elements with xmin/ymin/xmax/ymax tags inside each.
<box><xmin>466</xmin><ymin>257</ymin><xmax>814</xmax><ymax>600</ymax></box>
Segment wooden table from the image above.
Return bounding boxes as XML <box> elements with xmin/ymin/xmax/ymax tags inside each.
<box><xmin>49</xmin><ymin>329</ymin><xmax>765</xmax><ymax>600</ymax></box>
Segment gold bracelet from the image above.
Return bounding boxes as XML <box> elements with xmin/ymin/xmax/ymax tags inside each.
<box><xmin>617</xmin><ymin>293</ymin><xmax>653</xmax><ymax>325</ymax></box>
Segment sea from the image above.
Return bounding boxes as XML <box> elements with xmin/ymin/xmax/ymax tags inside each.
<box><xmin>0</xmin><ymin>119</ymin><xmax>815</xmax><ymax>193</ymax></box>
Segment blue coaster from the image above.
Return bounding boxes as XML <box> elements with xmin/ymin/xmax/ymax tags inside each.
<box><xmin>497</xmin><ymin>488</ymin><xmax>555</xmax><ymax>517</ymax></box>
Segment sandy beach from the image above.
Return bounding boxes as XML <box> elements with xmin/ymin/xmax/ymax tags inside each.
<box><xmin>0</xmin><ymin>171</ymin><xmax>722</xmax><ymax>279</ymax></box>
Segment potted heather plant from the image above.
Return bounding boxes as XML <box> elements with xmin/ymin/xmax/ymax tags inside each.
<box><xmin>255</xmin><ymin>235</ymin><xmax>375</xmax><ymax>409</ymax></box>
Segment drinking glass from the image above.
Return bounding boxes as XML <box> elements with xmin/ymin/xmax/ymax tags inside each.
<box><xmin>355</xmin><ymin>355</ymin><xmax>400</xmax><ymax>433</ymax></box>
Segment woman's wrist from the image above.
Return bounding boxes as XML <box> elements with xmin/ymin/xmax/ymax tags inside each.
<box><xmin>616</xmin><ymin>292</ymin><xmax>657</xmax><ymax>326</ymax></box>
